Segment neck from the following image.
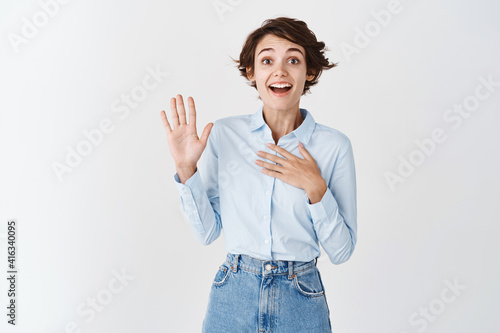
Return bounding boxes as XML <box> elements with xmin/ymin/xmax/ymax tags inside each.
<box><xmin>262</xmin><ymin>106</ymin><xmax>304</xmax><ymax>144</ymax></box>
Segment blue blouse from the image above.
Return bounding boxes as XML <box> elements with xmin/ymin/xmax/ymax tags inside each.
<box><xmin>173</xmin><ymin>105</ymin><xmax>357</xmax><ymax>265</ymax></box>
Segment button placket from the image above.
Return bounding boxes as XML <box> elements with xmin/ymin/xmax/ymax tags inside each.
<box><xmin>260</xmin><ymin>139</ymin><xmax>275</xmax><ymax>258</ymax></box>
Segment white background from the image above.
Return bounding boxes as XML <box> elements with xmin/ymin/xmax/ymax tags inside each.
<box><xmin>1</xmin><ymin>0</ymin><xmax>499</xmax><ymax>332</ymax></box>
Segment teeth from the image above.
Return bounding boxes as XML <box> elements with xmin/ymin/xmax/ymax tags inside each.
<box><xmin>270</xmin><ymin>83</ymin><xmax>292</xmax><ymax>88</ymax></box>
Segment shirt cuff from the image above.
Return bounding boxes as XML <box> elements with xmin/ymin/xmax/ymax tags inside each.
<box><xmin>305</xmin><ymin>187</ymin><xmax>338</xmax><ymax>222</ymax></box>
<box><xmin>173</xmin><ymin>169</ymin><xmax>205</xmax><ymax>233</ymax></box>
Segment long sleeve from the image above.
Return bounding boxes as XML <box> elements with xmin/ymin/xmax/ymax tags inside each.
<box><xmin>306</xmin><ymin>138</ymin><xmax>357</xmax><ymax>265</ymax></box>
<box><xmin>173</xmin><ymin>121</ymin><xmax>222</xmax><ymax>245</ymax></box>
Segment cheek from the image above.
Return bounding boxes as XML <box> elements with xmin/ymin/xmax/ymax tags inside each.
<box><xmin>255</xmin><ymin>76</ymin><xmax>269</xmax><ymax>90</ymax></box>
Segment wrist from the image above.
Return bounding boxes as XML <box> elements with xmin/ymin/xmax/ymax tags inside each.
<box><xmin>305</xmin><ymin>178</ymin><xmax>327</xmax><ymax>204</ymax></box>
<box><xmin>176</xmin><ymin>165</ymin><xmax>197</xmax><ymax>184</ymax></box>
<box><xmin>176</xmin><ymin>164</ymin><xmax>197</xmax><ymax>172</ymax></box>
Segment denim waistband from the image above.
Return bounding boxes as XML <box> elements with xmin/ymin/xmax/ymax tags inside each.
<box><xmin>225</xmin><ymin>252</ymin><xmax>317</xmax><ymax>278</ymax></box>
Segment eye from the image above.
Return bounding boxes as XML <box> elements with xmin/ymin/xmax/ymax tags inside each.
<box><xmin>261</xmin><ymin>57</ymin><xmax>300</xmax><ymax>65</ymax></box>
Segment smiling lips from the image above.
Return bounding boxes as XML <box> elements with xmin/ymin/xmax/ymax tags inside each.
<box><xmin>269</xmin><ymin>82</ymin><xmax>292</xmax><ymax>97</ymax></box>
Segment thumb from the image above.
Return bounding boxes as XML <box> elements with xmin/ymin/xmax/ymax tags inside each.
<box><xmin>199</xmin><ymin>122</ymin><xmax>214</xmax><ymax>147</ymax></box>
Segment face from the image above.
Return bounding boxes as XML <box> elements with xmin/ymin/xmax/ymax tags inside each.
<box><xmin>247</xmin><ymin>34</ymin><xmax>315</xmax><ymax>113</ymax></box>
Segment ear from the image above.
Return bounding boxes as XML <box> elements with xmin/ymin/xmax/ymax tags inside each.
<box><xmin>306</xmin><ymin>71</ymin><xmax>315</xmax><ymax>82</ymax></box>
<box><xmin>246</xmin><ymin>67</ymin><xmax>254</xmax><ymax>80</ymax></box>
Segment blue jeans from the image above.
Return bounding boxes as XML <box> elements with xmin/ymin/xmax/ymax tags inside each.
<box><xmin>202</xmin><ymin>252</ymin><xmax>332</xmax><ymax>333</ymax></box>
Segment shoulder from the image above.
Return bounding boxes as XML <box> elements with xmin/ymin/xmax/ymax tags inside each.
<box><xmin>214</xmin><ymin>114</ymin><xmax>251</xmax><ymax>127</ymax></box>
<box><xmin>312</xmin><ymin>121</ymin><xmax>352</xmax><ymax>151</ymax></box>
<box><xmin>212</xmin><ymin>113</ymin><xmax>253</xmax><ymax>134</ymax></box>
<box><xmin>207</xmin><ymin>113</ymin><xmax>251</xmax><ymax>144</ymax></box>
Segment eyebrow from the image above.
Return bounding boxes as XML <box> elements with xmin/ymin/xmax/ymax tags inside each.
<box><xmin>257</xmin><ymin>47</ymin><xmax>304</xmax><ymax>57</ymax></box>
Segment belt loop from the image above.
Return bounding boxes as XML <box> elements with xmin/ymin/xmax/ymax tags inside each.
<box><xmin>288</xmin><ymin>261</ymin><xmax>294</xmax><ymax>280</ymax></box>
<box><xmin>315</xmin><ymin>257</ymin><xmax>318</xmax><ymax>266</ymax></box>
<box><xmin>232</xmin><ymin>254</ymin><xmax>240</xmax><ymax>273</ymax></box>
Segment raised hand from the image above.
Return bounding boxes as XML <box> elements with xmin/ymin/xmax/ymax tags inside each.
<box><xmin>160</xmin><ymin>94</ymin><xmax>213</xmax><ymax>183</ymax></box>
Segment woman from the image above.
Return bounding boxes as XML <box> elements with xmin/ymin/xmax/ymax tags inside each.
<box><xmin>161</xmin><ymin>17</ymin><xmax>357</xmax><ymax>333</ymax></box>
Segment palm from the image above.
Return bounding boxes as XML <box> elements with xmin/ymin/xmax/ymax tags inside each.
<box><xmin>160</xmin><ymin>95</ymin><xmax>213</xmax><ymax>169</ymax></box>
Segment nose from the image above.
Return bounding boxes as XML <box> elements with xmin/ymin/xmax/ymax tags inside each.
<box><xmin>273</xmin><ymin>61</ymin><xmax>288</xmax><ymax>77</ymax></box>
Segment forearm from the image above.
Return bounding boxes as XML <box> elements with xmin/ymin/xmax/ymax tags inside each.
<box><xmin>173</xmin><ymin>169</ymin><xmax>222</xmax><ymax>245</ymax></box>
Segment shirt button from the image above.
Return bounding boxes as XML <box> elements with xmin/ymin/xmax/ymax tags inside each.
<box><xmin>265</xmin><ymin>264</ymin><xmax>272</xmax><ymax>271</ymax></box>
<box><xmin>192</xmin><ymin>209</ymin><xmax>196</xmax><ymax>213</ymax></box>
<box><xmin>264</xmin><ymin>239</ymin><xmax>269</xmax><ymax>244</ymax></box>
<box><xmin>265</xmin><ymin>190</ymin><xmax>270</xmax><ymax>195</ymax></box>
<box><xmin>264</xmin><ymin>215</ymin><xmax>269</xmax><ymax>221</ymax></box>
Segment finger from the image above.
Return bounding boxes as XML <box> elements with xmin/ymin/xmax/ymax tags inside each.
<box><xmin>176</xmin><ymin>94</ymin><xmax>187</xmax><ymax>125</ymax></box>
<box><xmin>170</xmin><ymin>97</ymin><xmax>179</xmax><ymax>129</ymax></box>
<box><xmin>257</xmin><ymin>151</ymin><xmax>286</xmax><ymax>165</ymax></box>
<box><xmin>256</xmin><ymin>159</ymin><xmax>284</xmax><ymax>172</ymax></box>
<box><xmin>160</xmin><ymin>110</ymin><xmax>172</xmax><ymax>135</ymax></box>
<box><xmin>267</xmin><ymin>143</ymin><xmax>294</xmax><ymax>160</ymax></box>
<box><xmin>298</xmin><ymin>142</ymin><xmax>313</xmax><ymax>160</ymax></box>
<box><xmin>188</xmin><ymin>96</ymin><xmax>196</xmax><ymax>128</ymax></box>
<box><xmin>261</xmin><ymin>167</ymin><xmax>283</xmax><ymax>180</ymax></box>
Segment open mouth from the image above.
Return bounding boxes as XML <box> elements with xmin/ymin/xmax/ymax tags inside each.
<box><xmin>269</xmin><ymin>85</ymin><xmax>292</xmax><ymax>94</ymax></box>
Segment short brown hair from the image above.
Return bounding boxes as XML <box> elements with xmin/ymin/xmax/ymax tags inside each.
<box><xmin>231</xmin><ymin>16</ymin><xmax>338</xmax><ymax>96</ymax></box>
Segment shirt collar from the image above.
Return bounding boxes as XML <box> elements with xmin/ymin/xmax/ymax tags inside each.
<box><xmin>250</xmin><ymin>105</ymin><xmax>315</xmax><ymax>145</ymax></box>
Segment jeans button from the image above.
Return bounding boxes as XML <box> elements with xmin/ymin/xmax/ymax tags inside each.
<box><xmin>265</xmin><ymin>264</ymin><xmax>272</xmax><ymax>271</ymax></box>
